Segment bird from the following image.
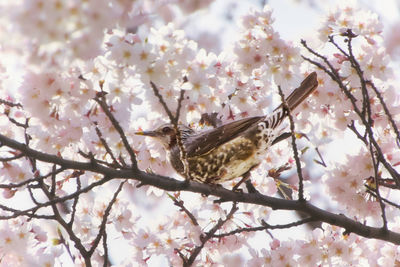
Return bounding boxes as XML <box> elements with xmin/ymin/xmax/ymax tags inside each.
<box><xmin>136</xmin><ymin>72</ymin><xmax>318</xmax><ymax>185</ymax></box>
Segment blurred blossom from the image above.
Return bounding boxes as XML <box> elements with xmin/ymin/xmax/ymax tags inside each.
<box><xmin>0</xmin><ymin>0</ymin><xmax>399</xmax><ymax>266</ymax></box>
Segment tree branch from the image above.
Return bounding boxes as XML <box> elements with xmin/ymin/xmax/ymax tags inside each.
<box><xmin>93</xmin><ymin>94</ymin><xmax>138</xmax><ymax>169</ymax></box>
<box><xmin>277</xmin><ymin>85</ymin><xmax>305</xmax><ymax>201</ymax></box>
<box><xmin>212</xmin><ymin>217</ymin><xmax>314</xmax><ymax>238</ymax></box>
<box><xmin>0</xmin><ymin>133</ymin><xmax>400</xmax><ymax>245</ymax></box>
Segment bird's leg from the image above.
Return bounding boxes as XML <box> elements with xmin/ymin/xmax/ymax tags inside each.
<box><xmin>271</xmin><ymin>132</ymin><xmax>291</xmax><ymax>146</ymax></box>
<box><xmin>245</xmin><ymin>179</ymin><xmax>259</xmax><ymax>194</ymax></box>
<box><xmin>231</xmin><ymin>171</ymin><xmax>252</xmax><ymax>192</ymax></box>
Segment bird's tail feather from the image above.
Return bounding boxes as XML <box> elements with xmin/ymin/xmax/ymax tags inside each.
<box><xmin>274</xmin><ymin>72</ymin><xmax>318</xmax><ymax>112</ymax></box>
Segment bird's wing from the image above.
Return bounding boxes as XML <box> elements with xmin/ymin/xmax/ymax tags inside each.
<box><xmin>184</xmin><ymin>72</ymin><xmax>318</xmax><ymax>157</ymax></box>
<box><xmin>186</xmin><ymin>116</ymin><xmax>264</xmax><ymax>157</ymax></box>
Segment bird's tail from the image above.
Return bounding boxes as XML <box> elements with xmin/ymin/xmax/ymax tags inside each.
<box><xmin>274</xmin><ymin>72</ymin><xmax>318</xmax><ymax>112</ymax></box>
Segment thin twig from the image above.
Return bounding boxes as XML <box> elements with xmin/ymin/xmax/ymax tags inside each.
<box><xmin>367</xmin><ymin>80</ymin><xmax>400</xmax><ymax>148</ymax></box>
<box><xmin>89</xmin><ymin>181</ymin><xmax>126</xmax><ymax>257</ymax></box>
<box><xmin>149</xmin><ymin>81</ymin><xmax>192</xmax><ymax>180</ymax></box>
<box><xmin>183</xmin><ymin>202</ymin><xmax>239</xmax><ymax>266</ymax></box>
<box><xmin>169</xmin><ymin>193</ymin><xmax>199</xmax><ymax>226</ymax></box>
<box><xmin>0</xmin><ymin>153</ymin><xmax>24</xmax><ymax>162</ymax></box>
<box><xmin>369</xmin><ymin>142</ymin><xmax>388</xmax><ymax>229</ymax></box>
<box><xmin>0</xmin><ymin>167</ymin><xmax>64</xmax><ymax>189</ymax></box>
<box><xmin>68</xmin><ymin>176</ymin><xmax>81</xmax><ymax>227</ymax></box>
<box><xmin>94</xmin><ymin>125</ymin><xmax>121</xmax><ymax>168</ymax></box>
<box><xmin>277</xmin><ymin>85</ymin><xmax>305</xmax><ymax>201</ymax></box>
<box><xmin>212</xmin><ymin>217</ymin><xmax>314</xmax><ymax>238</ymax></box>
<box><xmin>149</xmin><ymin>81</ymin><xmax>176</xmax><ymax>122</ymax></box>
<box><xmin>0</xmin><ymin>98</ymin><xmax>23</xmax><ymax>108</ymax></box>
<box><xmin>302</xmin><ymin>38</ymin><xmax>400</xmax><ymax>187</ymax></box>
<box><xmin>94</xmin><ymin>95</ymin><xmax>138</xmax><ymax>169</ymax></box>
<box><xmin>366</xmin><ymin>187</ymin><xmax>400</xmax><ymax>209</ymax></box>
<box><xmin>0</xmin><ymin>175</ymin><xmax>112</xmax><ymax>220</ymax></box>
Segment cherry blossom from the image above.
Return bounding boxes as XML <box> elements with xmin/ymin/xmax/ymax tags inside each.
<box><xmin>0</xmin><ymin>0</ymin><xmax>399</xmax><ymax>266</ymax></box>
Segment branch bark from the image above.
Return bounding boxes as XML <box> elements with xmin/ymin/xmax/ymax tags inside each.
<box><xmin>0</xmin><ymin>133</ymin><xmax>399</xmax><ymax>245</ymax></box>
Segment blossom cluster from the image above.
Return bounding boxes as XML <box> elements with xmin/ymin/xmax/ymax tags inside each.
<box><xmin>308</xmin><ymin>1</ymin><xmax>400</xmax><ymax>224</ymax></box>
<box><xmin>0</xmin><ymin>0</ymin><xmax>399</xmax><ymax>266</ymax></box>
<box><xmin>5</xmin><ymin>0</ymin><xmax>216</xmax><ymax>62</ymax></box>
<box><xmin>0</xmin><ymin>217</ymin><xmax>60</xmax><ymax>266</ymax></box>
<box><xmin>323</xmin><ymin>150</ymin><xmax>382</xmax><ymax>219</ymax></box>
<box><xmin>248</xmin><ymin>223</ymin><xmax>400</xmax><ymax>266</ymax></box>
<box><xmin>122</xmin><ymin>193</ymin><xmax>272</xmax><ymax>266</ymax></box>
<box><xmin>318</xmin><ymin>0</ymin><xmax>383</xmax><ymax>44</ymax></box>
<box><xmin>101</xmin><ymin>6</ymin><xmax>318</xmax><ymax>185</ymax></box>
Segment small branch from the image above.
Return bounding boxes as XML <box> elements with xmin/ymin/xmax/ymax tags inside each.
<box><xmin>302</xmin><ymin>38</ymin><xmax>400</xmax><ymax>187</ymax></box>
<box><xmin>175</xmin><ymin>89</ymin><xmax>186</xmax><ymax>125</ymax></box>
<box><xmin>102</xmin><ymin>230</ymin><xmax>109</xmax><ymax>267</ymax></box>
<box><xmin>378</xmin><ymin>179</ymin><xmax>400</xmax><ymax>189</ymax></box>
<box><xmin>93</xmin><ymin>95</ymin><xmax>138</xmax><ymax>169</ymax></box>
<box><xmin>0</xmin><ymin>175</ymin><xmax>112</xmax><ymax>220</ymax></box>
<box><xmin>78</xmin><ymin>150</ymin><xmax>118</xmax><ymax>169</ymax></box>
<box><xmin>342</xmin><ymin>34</ymin><xmax>370</xmax><ymax>120</ymax></box>
<box><xmin>169</xmin><ymin>193</ymin><xmax>199</xmax><ymax>226</ymax></box>
<box><xmin>0</xmin><ymin>153</ymin><xmax>24</xmax><ymax>162</ymax></box>
<box><xmin>366</xmin><ymin>187</ymin><xmax>400</xmax><ymax>209</ymax></box>
<box><xmin>366</xmin><ymin>80</ymin><xmax>400</xmax><ymax>148</ymax></box>
<box><xmin>212</xmin><ymin>217</ymin><xmax>314</xmax><ymax>238</ymax></box>
<box><xmin>58</xmin><ymin>229</ymin><xmax>76</xmax><ymax>263</ymax></box>
<box><xmin>88</xmin><ymin>181</ymin><xmax>126</xmax><ymax>257</ymax></box>
<box><xmin>0</xmin><ymin>167</ymin><xmax>64</xmax><ymax>189</ymax></box>
<box><xmin>297</xmin><ymin>133</ymin><xmax>327</xmax><ymax>168</ymax></box>
<box><xmin>6</xmin><ymin>116</ymin><xmax>28</xmax><ymax>129</ymax></box>
<box><xmin>149</xmin><ymin>81</ymin><xmax>192</xmax><ymax>180</ymax></box>
<box><xmin>175</xmin><ymin>248</ymin><xmax>187</xmax><ymax>265</ymax></box>
<box><xmin>0</xmin><ymin>98</ymin><xmax>23</xmax><ymax>108</ymax></box>
<box><xmin>50</xmin><ymin>164</ymin><xmax>57</xmax><ymax>196</ymax></box>
<box><xmin>149</xmin><ymin>81</ymin><xmax>176</xmax><ymax>122</ymax></box>
<box><xmin>277</xmin><ymin>85</ymin><xmax>305</xmax><ymax>201</ymax></box>
<box><xmin>39</xmin><ymin>170</ymin><xmax>91</xmax><ymax>266</ymax></box>
<box><xmin>184</xmin><ymin>202</ymin><xmax>239</xmax><ymax>266</ymax></box>
<box><xmin>94</xmin><ymin>125</ymin><xmax>121</xmax><ymax>168</ymax></box>
<box><xmin>368</xmin><ymin>145</ymin><xmax>388</xmax><ymax>229</ymax></box>
<box><xmin>348</xmin><ymin>121</ymin><xmax>368</xmax><ymax>145</ymax></box>
<box><xmin>68</xmin><ymin>176</ymin><xmax>82</xmax><ymax>227</ymax></box>
<box><xmin>314</xmin><ymin>147</ymin><xmax>327</xmax><ymax>167</ymax></box>
<box><xmin>173</xmin><ymin>90</ymin><xmax>192</xmax><ymax>180</ymax></box>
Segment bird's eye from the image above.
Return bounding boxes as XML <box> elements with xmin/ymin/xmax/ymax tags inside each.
<box><xmin>162</xmin><ymin>126</ymin><xmax>172</xmax><ymax>133</ymax></box>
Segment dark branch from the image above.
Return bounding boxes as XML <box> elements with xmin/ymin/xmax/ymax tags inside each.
<box><xmin>0</xmin><ymin>133</ymin><xmax>400</xmax><ymax>245</ymax></box>
<box><xmin>277</xmin><ymin>85</ymin><xmax>305</xmax><ymax>201</ymax></box>
<box><xmin>184</xmin><ymin>202</ymin><xmax>238</xmax><ymax>266</ymax></box>
<box><xmin>93</xmin><ymin>95</ymin><xmax>138</xmax><ymax>169</ymax></box>
<box><xmin>212</xmin><ymin>217</ymin><xmax>314</xmax><ymax>238</ymax></box>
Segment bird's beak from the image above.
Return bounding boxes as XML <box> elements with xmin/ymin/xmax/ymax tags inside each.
<box><xmin>135</xmin><ymin>130</ymin><xmax>158</xmax><ymax>137</ymax></box>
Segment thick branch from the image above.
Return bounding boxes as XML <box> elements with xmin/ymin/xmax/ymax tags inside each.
<box><xmin>0</xmin><ymin>133</ymin><xmax>399</xmax><ymax>245</ymax></box>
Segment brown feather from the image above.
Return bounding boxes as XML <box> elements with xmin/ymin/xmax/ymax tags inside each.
<box><xmin>184</xmin><ymin>116</ymin><xmax>264</xmax><ymax>157</ymax></box>
<box><xmin>274</xmin><ymin>71</ymin><xmax>318</xmax><ymax>112</ymax></box>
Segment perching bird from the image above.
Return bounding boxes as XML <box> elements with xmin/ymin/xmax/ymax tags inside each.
<box><xmin>136</xmin><ymin>72</ymin><xmax>318</xmax><ymax>184</ymax></box>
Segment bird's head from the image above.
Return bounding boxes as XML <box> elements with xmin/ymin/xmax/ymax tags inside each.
<box><xmin>135</xmin><ymin>123</ymin><xmax>195</xmax><ymax>149</ymax></box>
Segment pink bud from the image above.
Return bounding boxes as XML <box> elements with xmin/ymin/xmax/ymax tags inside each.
<box><xmin>3</xmin><ymin>188</ymin><xmax>16</xmax><ymax>199</ymax></box>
